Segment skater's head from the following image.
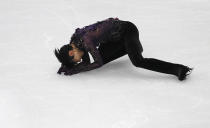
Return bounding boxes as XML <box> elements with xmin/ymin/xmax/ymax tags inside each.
<box><xmin>54</xmin><ymin>44</ymin><xmax>84</xmax><ymax>67</ymax></box>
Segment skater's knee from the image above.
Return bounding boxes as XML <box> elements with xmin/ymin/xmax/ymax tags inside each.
<box><xmin>129</xmin><ymin>54</ymin><xmax>144</xmax><ymax>67</ymax></box>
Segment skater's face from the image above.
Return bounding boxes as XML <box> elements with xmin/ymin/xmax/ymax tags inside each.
<box><xmin>68</xmin><ymin>44</ymin><xmax>84</xmax><ymax>63</ymax></box>
<box><xmin>54</xmin><ymin>43</ymin><xmax>85</xmax><ymax>68</ymax></box>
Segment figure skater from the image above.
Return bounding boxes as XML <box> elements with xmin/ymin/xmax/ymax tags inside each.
<box><xmin>54</xmin><ymin>17</ymin><xmax>192</xmax><ymax>81</ymax></box>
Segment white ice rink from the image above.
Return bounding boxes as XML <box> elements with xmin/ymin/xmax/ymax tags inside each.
<box><xmin>0</xmin><ymin>0</ymin><xmax>210</xmax><ymax>128</ymax></box>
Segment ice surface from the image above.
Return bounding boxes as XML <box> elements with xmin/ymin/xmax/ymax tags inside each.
<box><xmin>0</xmin><ymin>0</ymin><xmax>210</xmax><ymax>128</ymax></box>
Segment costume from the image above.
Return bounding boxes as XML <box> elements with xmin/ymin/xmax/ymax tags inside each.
<box><xmin>55</xmin><ymin>17</ymin><xmax>192</xmax><ymax>81</ymax></box>
<box><xmin>69</xmin><ymin>17</ymin><xmax>142</xmax><ymax>64</ymax></box>
<box><xmin>70</xmin><ymin>17</ymin><xmax>125</xmax><ymax>50</ymax></box>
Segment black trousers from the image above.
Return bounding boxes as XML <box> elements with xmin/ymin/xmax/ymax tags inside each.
<box><xmin>98</xmin><ymin>21</ymin><xmax>190</xmax><ymax>80</ymax></box>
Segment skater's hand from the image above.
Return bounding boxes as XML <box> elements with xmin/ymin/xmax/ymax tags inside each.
<box><xmin>63</xmin><ymin>69</ymin><xmax>75</xmax><ymax>75</ymax></box>
<box><xmin>57</xmin><ymin>65</ymin><xmax>75</xmax><ymax>75</ymax></box>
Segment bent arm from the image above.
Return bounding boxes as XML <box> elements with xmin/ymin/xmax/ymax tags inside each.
<box><xmin>62</xmin><ymin>39</ymin><xmax>103</xmax><ymax>75</ymax></box>
<box><xmin>82</xmin><ymin>51</ymin><xmax>90</xmax><ymax>64</ymax></box>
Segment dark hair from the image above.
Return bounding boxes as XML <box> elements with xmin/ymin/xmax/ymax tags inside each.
<box><xmin>54</xmin><ymin>44</ymin><xmax>75</xmax><ymax>67</ymax></box>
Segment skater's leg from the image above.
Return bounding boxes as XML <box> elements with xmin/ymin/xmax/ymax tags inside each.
<box><xmin>123</xmin><ymin>21</ymin><xmax>192</xmax><ymax>80</ymax></box>
<box><xmin>128</xmin><ymin>54</ymin><xmax>192</xmax><ymax>80</ymax></box>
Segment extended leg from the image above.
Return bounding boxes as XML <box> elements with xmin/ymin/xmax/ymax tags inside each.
<box><xmin>128</xmin><ymin>53</ymin><xmax>192</xmax><ymax>80</ymax></box>
<box><xmin>123</xmin><ymin>21</ymin><xmax>192</xmax><ymax>80</ymax></box>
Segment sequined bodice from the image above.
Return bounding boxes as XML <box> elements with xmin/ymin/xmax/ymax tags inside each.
<box><xmin>69</xmin><ymin>17</ymin><xmax>121</xmax><ymax>49</ymax></box>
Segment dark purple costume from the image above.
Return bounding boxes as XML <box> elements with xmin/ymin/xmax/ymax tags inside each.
<box><xmin>60</xmin><ymin>17</ymin><xmax>131</xmax><ymax>75</ymax></box>
<box><xmin>55</xmin><ymin>17</ymin><xmax>192</xmax><ymax>81</ymax></box>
